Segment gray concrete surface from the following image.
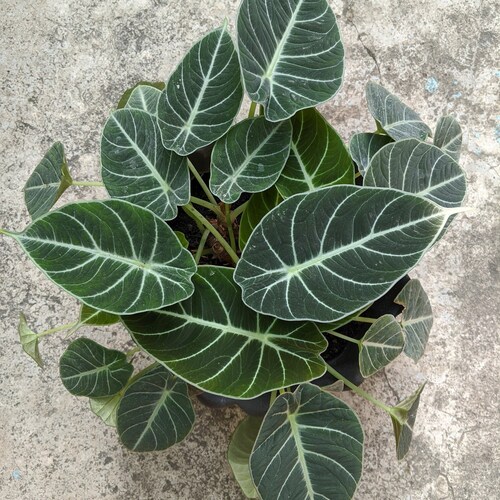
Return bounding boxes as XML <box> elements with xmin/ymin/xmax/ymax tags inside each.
<box><xmin>0</xmin><ymin>0</ymin><xmax>498</xmax><ymax>498</ymax></box>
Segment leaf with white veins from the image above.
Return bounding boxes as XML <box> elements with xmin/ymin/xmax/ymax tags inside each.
<box><xmin>349</xmin><ymin>132</ymin><xmax>392</xmax><ymax>177</ymax></box>
<box><xmin>434</xmin><ymin>116</ymin><xmax>462</xmax><ymax>161</ymax></box>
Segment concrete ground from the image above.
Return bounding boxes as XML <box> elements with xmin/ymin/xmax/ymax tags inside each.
<box><xmin>0</xmin><ymin>0</ymin><xmax>498</xmax><ymax>498</ymax></box>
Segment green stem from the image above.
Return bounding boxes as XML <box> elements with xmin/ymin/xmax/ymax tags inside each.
<box><xmin>351</xmin><ymin>316</ymin><xmax>377</xmax><ymax>324</ymax></box>
<box><xmin>324</xmin><ymin>364</ymin><xmax>393</xmax><ymax>414</ymax></box>
<box><xmin>191</xmin><ymin>196</ymin><xmax>223</xmax><ymax>218</ymax></box>
<box><xmin>181</xmin><ymin>206</ymin><xmax>204</xmax><ymax>233</ymax></box>
<box><xmin>71</xmin><ymin>180</ymin><xmax>104</xmax><ymax>187</ymax></box>
<box><xmin>126</xmin><ymin>346</ymin><xmax>141</xmax><ymax>360</ymax></box>
<box><xmin>183</xmin><ymin>204</ymin><xmax>239</xmax><ymax>264</ymax></box>
<box><xmin>355</xmin><ymin>172</ymin><xmax>362</xmax><ymax>179</ymax></box>
<box><xmin>269</xmin><ymin>390</ymin><xmax>278</xmax><ymax>406</ymax></box>
<box><xmin>38</xmin><ymin>321</ymin><xmax>79</xmax><ymax>338</ymax></box>
<box><xmin>0</xmin><ymin>228</ymin><xmax>16</xmax><ymax>237</ymax></box>
<box><xmin>224</xmin><ymin>204</ymin><xmax>237</xmax><ymax>253</ymax></box>
<box><xmin>248</xmin><ymin>101</ymin><xmax>258</xmax><ymax>118</ymax></box>
<box><xmin>195</xmin><ymin>229</ymin><xmax>210</xmax><ymax>264</ymax></box>
<box><xmin>325</xmin><ymin>330</ymin><xmax>361</xmax><ymax>346</ymax></box>
<box><xmin>187</xmin><ymin>160</ymin><xmax>219</xmax><ymax>207</ymax></box>
<box><xmin>231</xmin><ymin>201</ymin><xmax>249</xmax><ymax>221</ymax></box>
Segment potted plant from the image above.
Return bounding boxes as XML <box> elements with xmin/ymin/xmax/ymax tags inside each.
<box><xmin>2</xmin><ymin>0</ymin><xmax>467</xmax><ymax>498</ymax></box>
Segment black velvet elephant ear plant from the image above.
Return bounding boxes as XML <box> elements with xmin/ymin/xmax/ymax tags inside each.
<box><xmin>2</xmin><ymin>0</ymin><xmax>467</xmax><ymax>498</ymax></box>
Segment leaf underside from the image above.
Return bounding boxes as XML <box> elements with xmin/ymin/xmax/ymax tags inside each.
<box><xmin>89</xmin><ymin>393</ymin><xmax>122</xmax><ymax>427</ymax></box>
<box><xmin>80</xmin><ymin>304</ymin><xmax>120</xmax><ymax>326</ymax></box>
<box><xmin>349</xmin><ymin>132</ymin><xmax>392</xmax><ymax>177</ymax></box>
<box><xmin>434</xmin><ymin>115</ymin><xmax>462</xmax><ymax>161</ymax></box>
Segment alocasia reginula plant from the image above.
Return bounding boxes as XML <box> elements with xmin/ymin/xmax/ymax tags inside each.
<box><xmin>2</xmin><ymin>0</ymin><xmax>467</xmax><ymax>498</ymax></box>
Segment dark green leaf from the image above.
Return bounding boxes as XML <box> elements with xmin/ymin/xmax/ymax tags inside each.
<box><xmin>125</xmin><ymin>85</ymin><xmax>162</xmax><ymax>116</ymax></box>
<box><xmin>434</xmin><ymin>116</ymin><xmax>462</xmax><ymax>161</ymax></box>
<box><xmin>349</xmin><ymin>132</ymin><xmax>392</xmax><ymax>177</ymax></box>
<box><xmin>238</xmin><ymin>0</ymin><xmax>344</xmax><ymax>122</ymax></box>
<box><xmin>23</xmin><ymin>142</ymin><xmax>72</xmax><ymax>220</ymax></box>
<box><xmin>210</xmin><ymin>117</ymin><xmax>292</xmax><ymax>203</ymax></box>
<box><xmin>250</xmin><ymin>384</ymin><xmax>364</xmax><ymax>500</ymax></box>
<box><xmin>18</xmin><ymin>312</ymin><xmax>43</xmax><ymax>368</ymax></box>
<box><xmin>158</xmin><ymin>24</ymin><xmax>243</xmax><ymax>156</ymax></box>
<box><xmin>116</xmin><ymin>81</ymin><xmax>165</xmax><ymax>110</ymax></box>
<box><xmin>80</xmin><ymin>304</ymin><xmax>120</xmax><ymax>326</ymax></box>
<box><xmin>116</xmin><ymin>365</ymin><xmax>195</xmax><ymax>452</ymax></box>
<box><xmin>14</xmin><ymin>200</ymin><xmax>196</xmax><ymax>315</ymax></box>
<box><xmin>123</xmin><ymin>266</ymin><xmax>327</xmax><ymax>399</ymax></box>
<box><xmin>59</xmin><ymin>338</ymin><xmax>133</xmax><ymax>397</ymax></box>
<box><xmin>275</xmin><ymin>108</ymin><xmax>354</xmax><ymax>198</ymax></box>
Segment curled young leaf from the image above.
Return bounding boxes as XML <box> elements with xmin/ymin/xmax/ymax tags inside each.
<box><xmin>434</xmin><ymin>116</ymin><xmax>462</xmax><ymax>161</ymax></box>
<box><xmin>18</xmin><ymin>312</ymin><xmax>43</xmax><ymax>368</ymax></box>
<box><xmin>349</xmin><ymin>132</ymin><xmax>392</xmax><ymax>177</ymax></box>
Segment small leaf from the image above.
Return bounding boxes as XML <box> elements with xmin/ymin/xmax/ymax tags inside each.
<box><xmin>116</xmin><ymin>365</ymin><xmax>195</xmax><ymax>452</ymax></box>
<box><xmin>238</xmin><ymin>0</ymin><xmax>344</xmax><ymax>122</ymax></box>
<box><xmin>434</xmin><ymin>116</ymin><xmax>462</xmax><ymax>161</ymax></box>
<box><xmin>210</xmin><ymin>117</ymin><xmax>292</xmax><ymax>203</ymax></box>
<box><xmin>89</xmin><ymin>392</ymin><xmax>122</xmax><ymax>427</ymax></box>
<box><xmin>391</xmin><ymin>383</ymin><xmax>426</xmax><ymax>459</ymax></box>
<box><xmin>366</xmin><ymin>82</ymin><xmax>431</xmax><ymax>141</ymax></box>
<box><xmin>275</xmin><ymin>108</ymin><xmax>354</xmax><ymax>198</ymax></box>
<box><xmin>23</xmin><ymin>142</ymin><xmax>72</xmax><ymax>220</ymax></box>
<box><xmin>239</xmin><ymin>186</ymin><xmax>281</xmax><ymax>251</ymax></box>
<box><xmin>125</xmin><ymin>85</ymin><xmax>162</xmax><ymax>116</ymax></box>
<box><xmin>395</xmin><ymin>279</ymin><xmax>433</xmax><ymax>362</ymax></box>
<box><xmin>174</xmin><ymin>231</ymin><xmax>189</xmax><ymax>248</ymax></box>
<box><xmin>116</xmin><ymin>81</ymin><xmax>165</xmax><ymax>110</ymax></box>
<box><xmin>250</xmin><ymin>384</ymin><xmax>364</xmax><ymax>500</ymax></box>
<box><xmin>101</xmin><ymin>108</ymin><xmax>190</xmax><ymax>220</ymax></box>
<box><xmin>158</xmin><ymin>25</ymin><xmax>243</xmax><ymax>156</ymax></box>
<box><xmin>80</xmin><ymin>304</ymin><xmax>120</xmax><ymax>326</ymax></box>
<box><xmin>123</xmin><ymin>266</ymin><xmax>327</xmax><ymax>399</ymax></box>
<box><xmin>359</xmin><ymin>315</ymin><xmax>404</xmax><ymax>377</ymax></box>
<box><xmin>60</xmin><ymin>338</ymin><xmax>133</xmax><ymax>397</ymax></box>
<box><xmin>228</xmin><ymin>416</ymin><xmax>262</xmax><ymax>498</ymax></box>
<box><xmin>349</xmin><ymin>132</ymin><xmax>392</xmax><ymax>177</ymax></box>
<box><xmin>18</xmin><ymin>312</ymin><xmax>43</xmax><ymax>368</ymax></box>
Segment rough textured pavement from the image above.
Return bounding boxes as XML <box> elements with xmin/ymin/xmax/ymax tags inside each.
<box><xmin>0</xmin><ymin>1</ymin><xmax>498</xmax><ymax>499</ymax></box>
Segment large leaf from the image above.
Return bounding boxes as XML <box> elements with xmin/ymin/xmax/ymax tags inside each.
<box><xmin>125</xmin><ymin>84</ymin><xmax>162</xmax><ymax>116</ymax></box>
<box><xmin>18</xmin><ymin>312</ymin><xmax>43</xmax><ymax>368</ymax></box>
<box><xmin>349</xmin><ymin>132</ymin><xmax>392</xmax><ymax>177</ymax></box>
<box><xmin>157</xmin><ymin>25</ymin><xmax>243</xmax><ymax>156</ymax></box>
<box><xmin>237</xmin><ymin>0</ymin><xmax>344</xmax><ymax>122</ymax></box>
<box><xmin>366</xmin><ymin>82</ymin><xmax>431</xmax><ymax>141</ymax></box>
<box><xmin>234</xmin><ymin>185</ymin><xmax>450</xmax><ymax>323</ymax></box>
<box><xmin>228</xmin><ymin>416</ymin><xmax>262</xmax><ymax>498</ymax></box>
<box><xmin>239</xmin><ymin>186</ymin><xmax>281</xmax><ymax>250</ymax></box>
<box><xmin>101</xmin><ymin>108</ymin><xmax>189</xmax><ymax>220</ymax></box>
<box><xmin>250</xmin><ymin>383</ymin><xmax>364</xmax><ymax>500</ymax></box>
<box><xmin>275</xmin><ymin>108</ymin><xmax>354</xmax><ymax>198</ymax></box>
<box><xmin>89</xmin><ymin>392</ymin><xmax>122</xmax><ymax>427</ymax></box>
<box><xmin>80</xmin><ymin>304</ymin><xmax>120</xmax><ymax>326</ymax></box>
<box><xmin>434</xmin><ymin>116</ymin><xmax>462</xmax><ymax>161</ymax></box>
<box><xmin>391</xmin><ymin>383</ymin><xmax>426</xmax><ymax>459</ymax></box>
<box><xmin>59</xmin><ymin>338</ymin><xmax>133</xmax><ymax>398</ymax></box>
<box><xmin>358</xmin><ymin>315</ymin><xmax>404</xmax><ymax>377</ymax></box>
<box><xmin>364</xmin><ymin>139</ymin><xmax>467</xmax><ymax>208</ymax></box>
<box><xmin>210</xmin><ymin>117</ymin><xmax>292</xmax><ymax>203</ymax></box>
<box><xmin>116</xmin><ymin>365</ymin><xmax>195</xmax><ymax>452</ymax></box>
<box><xmin>23</xmin><ymin>142</ymin><xmax>72</xmax><ymax>220</ymax></box>
<box><xmin>14</xmin><ymin>200</ymin><xmax>196</xmax><ymax>315</ymax></box>
<box><xmin>395</xmin><ymin>279</ymin><xmax>433</xmax><ymax>362</ymax></box>
<box><xmin>123</xmin><ymin>266</ymin><xmax>327</xmax><ymax>399</ymax></box>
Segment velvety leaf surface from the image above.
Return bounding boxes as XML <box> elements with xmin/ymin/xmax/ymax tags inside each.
<box><xmin>123</xmin><ymin>266</ymin><xmax>327</xmax><ymax>399</ymax></box>
<box><xmin>366</xmin><ymin>82</ymin><xmax>431</xmax><ymax>141</ymax></box>
<box><xmin>157</xmin><ymin>25</ymin><xmax>243</xmax><ymax>156</ymax></box>
<box><xmin>237</xmin><ymin>0</ymin><xmax>344</xmax><ymax>121</ymax></box>
<box><xmin>210</xmin><ymin>117</ymin><xmax>292</xmax><ymax>203</ymax></box>
<box><xmin>23</xmin><ymin>142</ymin><xmax>72</xmax><ymax>220</ymax></box>
<box><xmin>349</xmin><ymin>132</ymin><xmax>392</xmax><ymax>177</ymax></box>
<box><xmin>395</xmin><ymin>279</ymin><xmax>433</xmax><ymax>362</ymax></box>
<box><xmin>125</xmin><ymin>84</ymin><xmax>162</xmax><ymax>116</ymax></box>
<box><xmin>235</xmin><ymin>185</ymin><xmax>449</xmax><ymax>323</ymax></box>
<box><xmin>15</xmin><ymin>200</ymin><xmax>196</xmax><ymax>315</ymax></box>
<box><xmin>250</xmin><ymin>384</ymin><xmax>363</xmax><ymax>500</ymax></box>
<box><xmin>80</xmin><ymin>304</ymin><xmax>120</xmax><ymax>326</ymax></box>
<box><xmin>101</xmin><ymin>108</ymin><xmax>190</xmax><ymax>220</ymax></box>
<box><xmin>59</xmin><ymin>338</ymin><xmax>133</xmax><ymax>398</ymax></box>
<box><xmin>434</xmin><ymin>115</ymin><xmax>463</xmax><ymax>161</ymax></box>
<box><xmin>116</xmin><ymin>365</ymin><xmax>195</xmax><ymax>452</ymax></box>
<box><xmin>275</xmin><ymin>108</ymin><xmax>354</xmax><ymax>197</ymax></box>
<box><xmin>18</xmin><ymin>312</ymin><xmax>43</xmax><ymax>368</ymax></box>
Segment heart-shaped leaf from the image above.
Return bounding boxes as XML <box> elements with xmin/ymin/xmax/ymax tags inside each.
<box><xmin>23</xmin><ymin>142</ymin><xmax>73</xmax><ymax>220</ymax></box>
<box><xmin>275</xmin><ymin>108</ymin><xmax>354</xmax><ymax>198</ymax></box>
<box><xmin>366</xmin><ymin>82</ymin><xmax>431</xmax><ymax>141</ymax></box>
<box><xmin>123</xmin><ymin>266</ymin><xmax>327</xmax><ymax>399</ymax></box>
<box><xmin>349</xmin><ymin>132</ymin><xmax>392</xmax><ymax>177</ymax></box>
<box><xmin>101</xmin><ymin>108</ymin><xmax>190</xmax><ymax>220</ymax></box>
<box><xmin>157</xmin><ymin>24</ymin><xmax>243</xmax><ymax>156</ymax></box>
<box><xmin>237</xmin><ymin>0</ymin><xmax>344</xmax><ymax>122</ymax></box>
<box><xmin>250</xmin><ymin>383</ymin><xmax>364</xmax><ymax>500</ymax></box>
<box><xmin>391</xmin><ymin>383</ymin><xmax>426</xmax><ymax>459</ymax></box>
<box><xmin>89</xmin><ymin>392</ymin><xmax>122</xmax><ymax>427</ymax></box>
<box><xmin>59</xmin><ymin>338</ymin><xmax>133</xmax><ymax>398</ymax></box>
<box><xmin>117</xmin><ymin>81</ymin><xmax>165</xmax><ymax>110</ymax></box>
<box><xmin>434</xmin><ymin>116</ymin><xmax>462</xmax><ymax>161</ymax></box>
<box><xmin>239</xmin><ymin>186</ymin><xmax>281</xmax><ymax>250</ymax></box>
<box><xmin>18</xmin><ymin>312</ymin><xmax>43</xmax><ymax>368</ymax></box>
<box><xmin>359</xmin><ymin>315</ymin><xmax>404</xmax><ymax>377</ymax></box>
<box><xmin>235</xmin><ymin>185</ymin><xmax>450</xmax><ymax>323</ymax></box>
<box><xmin>210</xmin><ymin>117</ymin><xmax>292</xmax><ymax>203</ymax></box>
<box><xmin>364</xmin><ymin>139</ymin><xmax>467</xmax><ymax>208</ymax></box>
<box><xmin>116</xmin><ymin>365</ymin><xmax>195</xmax><ymax>452</ymax></box>
<box><xmin>80</xmin><ymin>304</ymin><xmax>120</xmax><ymax>326</ymax></box>
<box><xmin>125</xmin><ymin>84</ymin><xmax>162</xmax><ymax>116</ymax></box>
<box><xmin>395</xmin><ymin>279</ymin><xmax>433</xmax><ymax>362</ymax></box>
<box><xmin>228</xmin><ymin>416</ymin><xmax>262</xmax><ymax>499</ymax></box>
<box><xmin>14</xmin><ymin>200</ymin><xmax>196</xmax><ymax>315</ymax></box>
